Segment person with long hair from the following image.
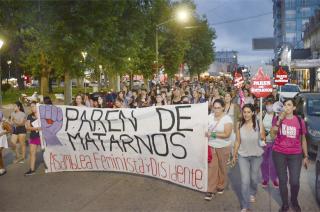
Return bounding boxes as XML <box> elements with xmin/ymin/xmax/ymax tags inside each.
<box><xmin>0</xmin><ymin>112</ymin><xmax>9</xmax><ymax>176</ymax></box>
<box><xmin>153</xmin><ymin>94</ymin><xmax>166</xmax><ymax>106</ymax></box>
<box><xmin>171</xmin><ymin>87</ymin><xmax>182</xmax><ymax>105</ymax></box>
<box><xmin>73</xmin><ymin>94</ymin><xmax>85</xmax><ymax>107</ymax></box>
<box><xmin>232</xmin><ymin>103</ymin><xmax>266</xmax><ymax>212</ymax></box>
<box><xmin>10</xmin><ymin>101</ymin><xmax>27</xmax><ymax>163</ymax></box>
<box><xmin>25</xmin><ymin>101</ymin><xmax>41</xmax><ymax>176</ymax></box>
<box><xmin>224</xmin><ymin>92</ymin><xmax>240</xmax><ymax>163</ymax></box>
<box><xmin>113</xmin><ymin>92</ymin><xmax>125</xmax><ymax>108</ymax></box>
<box><xmin>205</xmin><ymin>99</ymin><xmax>233</xmax><ymax>201</ymax></box>
<box><xmin>191</xmin><ymin>90</ymin><xmax>200</xmax><ymax>104</ymax></box>
<box><xmin>238</xmin><ymin>88</ymin><xmax>254</xmax><ymax>105</ymax></box>
<box><xmin>271</xmin><ymin>98</ymin><xmax>308</xmax><ymax>212</ymax></box>
<box><xmin>137</xmin><ymin>89</ymin><xmax>149</xmax><ymax>107</ymax></box>
<box><xmin>224</xmin><ymin>92</ymin><xmax>240</xmax><ymax>129</ymax></box>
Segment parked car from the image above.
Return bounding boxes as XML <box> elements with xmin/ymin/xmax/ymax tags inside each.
<box><xmin>278</xmin><ymin>83</ymin><xmax>300</xmax><ymax>99</ymax></box>
<box><xmin>295</xmin><ymin>92</ymin><xmax>320</xmax><ymax>204</ymax></box>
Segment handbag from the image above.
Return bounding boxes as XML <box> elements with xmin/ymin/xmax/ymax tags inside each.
<box><xmin>208</xmin><ymin>117</ymin><xmax>221</xmax><ymax>163</ymax></box>
<box><xmin>208</xmin><ymin>146</ymin><xmax>213</xmax><ymax>163</ymax></box>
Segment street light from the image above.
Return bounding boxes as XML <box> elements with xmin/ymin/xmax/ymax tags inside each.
<box><xmin>99</xmin><ymin>65</ymin><xmax>103</xmax><ymax>87</ymax></box>
<box><xmin>176</xmin><ymin>9</ymin><xmax>189</xmax><ymax>23</ymax></box>
<box><xmin>155</xmin><ymin>8</ymin><xmax>190</xmax><ymax>82</ymax></box>
<box><xmin>81</xmin><ymin>51</ymin><xmax>87</xmax><ymax>94</ymax></box>
<box><xmin>0</xmin><ymin>39</ymin><xmax>4</xmax><ymax>106</ymax></box>
<box><xmin>128</xmin><ymin>57</ymin><xmax>133</xmax><ymax>89</ymax></box>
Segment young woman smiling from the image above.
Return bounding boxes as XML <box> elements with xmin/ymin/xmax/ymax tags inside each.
<box><xmin>232</xmin><ymin>103</ymin><xmax>266</xmax><ymax>212</ymax></box>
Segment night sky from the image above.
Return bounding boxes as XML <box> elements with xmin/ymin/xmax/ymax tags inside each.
<box><xmin>194</xmin><ymin>0</ymin><xmax>274</xmax><ymax>74</ymax></box>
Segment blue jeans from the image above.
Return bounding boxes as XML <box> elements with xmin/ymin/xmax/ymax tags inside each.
<box><xmin>238</xmin><ymin>155</ymin><xmax>262</xmax><ymax>209</ymax></box>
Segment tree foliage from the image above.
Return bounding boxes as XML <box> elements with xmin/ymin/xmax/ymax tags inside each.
<box><xmin>0</xmin><ymin>0</ymin><xmax>216</xmax><ymax>95</ymax></box>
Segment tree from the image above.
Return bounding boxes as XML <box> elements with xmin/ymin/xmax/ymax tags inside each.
<box><xmin>184</xmin><ymin>16</ymin><xmax>216</xmax><ymax>78</ymax></box>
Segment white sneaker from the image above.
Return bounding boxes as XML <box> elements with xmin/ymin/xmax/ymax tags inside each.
<box><xmin>204</xmin><ymin>192</ymin><xmax>214</xmax><ymax>201</ymax></box>
<box><xmin>0</xmin><ymin>169</ymin><xmax>7</xmax><ymax>176</ymax></box>
<box><xmin>249</xmin><ymin>195</ymin><xmax>256</xmax><ymax>203</ymax></box>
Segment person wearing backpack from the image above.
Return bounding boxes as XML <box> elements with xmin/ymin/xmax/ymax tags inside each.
<box><xmin>259</xmin><ymin>98</ymin><xmax>279</xmax><ymax>188</ymax></box>
<box><xmin>232</xmin><ymin>103</ymin><xmax>266</xmax><ymax>212</ymax></box>
<box><xmin>271</xmin><ymin>98</ymin><xmax>308</xmax><ymax>212</ymax></box>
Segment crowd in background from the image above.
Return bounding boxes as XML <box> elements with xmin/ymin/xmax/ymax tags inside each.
<box><xmin>0</xmin><ymin>78</ymin><xmax>308</xmax><ymax>212</ymax></box>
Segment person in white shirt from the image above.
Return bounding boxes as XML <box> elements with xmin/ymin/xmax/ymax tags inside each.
<box><xmin>205</xmin><ymin>99</ymin><xmax>233</xmax><ymax>201</ymax></box>
<box><xmin>0</xmin><ymin>112</ymin><xmax>9</xmax><ymax>176</ymax></box>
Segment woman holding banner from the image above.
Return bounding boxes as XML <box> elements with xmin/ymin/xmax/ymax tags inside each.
<box><xmin>232</xmin><ymin>103</ymin><xmax>266</xmax><ymax>212</ymax></box>
<box><xmin>205</xmin><ymin>99</ymin><xmax>233</xmax><ymax>201</ymax></box>
<box><xmin>271</xmin><ymin>98</ymin><xmax>308</xmax><ymax>212</ymax></box>
<box><xmin>25</xmin><ymin>101</ymin><xmax>41</xmax><ymax>176</ymax></box>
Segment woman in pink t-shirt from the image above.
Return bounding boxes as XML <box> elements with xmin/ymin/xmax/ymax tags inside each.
<box><xmin>271</xmin><ymin>98</ymin><xmax>309</xmax><ymax>212</ymax></box>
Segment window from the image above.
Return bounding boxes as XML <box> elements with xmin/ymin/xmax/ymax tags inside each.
<box><xmin>308</xmin><ymin>99</ymin><xmax>320</xmax><ymax>115</ymax></box>
<box><xmin>286</xmin><ymin>33</ymin><xmax>296</xmax><ymax>43</ymax></box>
<box><xmin>285</xmin><ymin>21</ymin><xmax>296</xmax><ymax>32</ymax></box>
<box><xmin>285</xmin><ymin>0</ymin><xmax>295</xmax><ymax>9</ymax></box>
<box><xmin>301</xmin><ymin>0</ymin><xmax>309</xmax><ymax>7</ymax></box>
<box><xmin>301</xmin><ymin>7</ymin><xmax>311</xmax><ymax>18</ymax></box>
<box><xmin>285</xmin><ymin>10</ymin><xmax>296</xmax><ymax>19</ymax></box>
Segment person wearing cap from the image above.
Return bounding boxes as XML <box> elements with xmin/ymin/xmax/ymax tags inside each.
<box><xmin>90</xmin><ymin>94</ymin><xmax>100</xmax><ymax>108</ymax></box>
<box><xmin>0</xmin><ymin>111</ymin><xmax>9</xmax><ymax>176</ymax></box>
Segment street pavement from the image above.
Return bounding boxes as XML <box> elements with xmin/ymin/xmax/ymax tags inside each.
<box><xmin>0</xmin><ymin>147</ymin><xmax>319</xmax><ymax>212</ymax></box>
<box><xmin>1</xmin><ymin>105</ymin><xmax>319</xmax><ymax>211</ymax></box>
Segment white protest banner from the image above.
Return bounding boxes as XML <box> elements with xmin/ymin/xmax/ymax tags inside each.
<box><xmin>39</xmin><ymin>103</ymin><xmax>208</xmax><ymax>192</ymax></box>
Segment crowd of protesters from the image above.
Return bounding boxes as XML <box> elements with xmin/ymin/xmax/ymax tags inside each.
<box><xmin>0</xmin><ymin>78</ymin><xmax>309</xmax><ymax>212</ymax></box>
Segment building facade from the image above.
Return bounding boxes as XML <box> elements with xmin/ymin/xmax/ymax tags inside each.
<box><xmin>273</xmin><ymin>0</ymin><xmax>320</xmax><ymax>59</ymax></box>
<box><xmin>302</xmin><ymin>9</ymin><xmax>320</xmax><ymax>91</ymax></box>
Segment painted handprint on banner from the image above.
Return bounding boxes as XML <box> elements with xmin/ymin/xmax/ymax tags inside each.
<box><xmin>39</xmin><ymin>105</ymin><xmax>63</xmax><ymax>146</ymax></box>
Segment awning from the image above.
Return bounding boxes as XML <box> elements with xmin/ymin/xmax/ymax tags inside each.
<box><xmin>290</xmin><ymin>59</ymin><xmax>320</xmax><ymax>68</ymax></box>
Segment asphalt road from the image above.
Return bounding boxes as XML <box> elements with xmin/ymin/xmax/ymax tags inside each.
<box><xmin>0</xmin><ymin>147</ymin><xmax>319</xmax><ymax>212</ymax></box>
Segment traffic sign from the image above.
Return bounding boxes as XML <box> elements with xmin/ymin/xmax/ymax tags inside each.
<box><xmin>250</xmin><ymin>67</ymin><xmax>272</xmax><ymax>98</ymax></box>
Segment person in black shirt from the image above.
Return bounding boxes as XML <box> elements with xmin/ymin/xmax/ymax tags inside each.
<box><xmin>25</xmin><ymin>101</ymin><xmax>41</xmax><ymax>176</ymax></box>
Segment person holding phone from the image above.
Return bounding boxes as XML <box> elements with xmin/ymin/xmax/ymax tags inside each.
<box><xmin>271</xmin><ymin>98</ymin><xmax>308</xmax><ymax>212</ymax></box>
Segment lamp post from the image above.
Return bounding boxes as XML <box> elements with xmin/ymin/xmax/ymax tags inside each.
<box><xmin>81</xmin><ymin>51</ymin><xmax>87</xmax><ymax>94</ymax></box>
<box><xmin>99</xmin><ymin>65</ymin><xmax>102</xmax><ymax>89</ymax></box>
<box><xmin>7</xmin><ymin>60</ymin><xmax>11</xmax><ymax>83</ymax></box>
<box><xmin>155</xmin><ymin>9</ymin><xmax>189</xmax><ymax>82</ymax></box>
<box><xmin>128</xmin><ymin>57</ymin><xmax>133</xmax><ymax>89</ymax></box>
<box><xmin>0</xmin><ymin>39</ymin><xmax>4</xmax><ymax>106</ymax></box>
